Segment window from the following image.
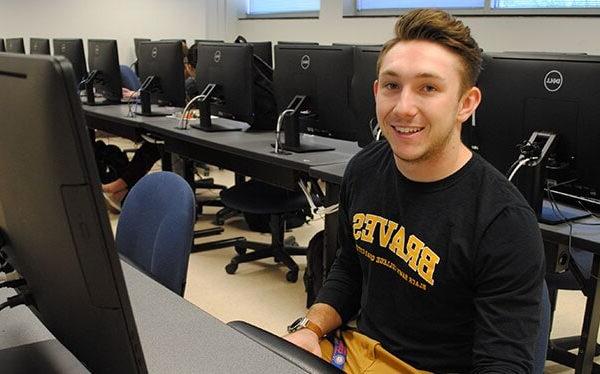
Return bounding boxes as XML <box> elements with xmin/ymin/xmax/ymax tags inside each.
<box><xmin>246</xmin><ymin>0</ymin><xmax>320</xmax><ymax>17</ymax></box>
<box><xmin>346</xmin><ymin>0</ymin><xmax>600</xmax><ymax>15</ymax></box>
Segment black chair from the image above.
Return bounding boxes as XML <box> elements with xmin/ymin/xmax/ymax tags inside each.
<box><xmin>194</xmin><ymin>180</ymin><xmax>313</xmax><ymax>282</ymax></box>
<box><xmin>545</xmin><ymin>248</ymin><xmax>600</xmax><ymax>370</ymax></box>
<box><xmin>116</xmin><ymin>171</ymin><xmax>196</xmax><ymax>296</ymax></box>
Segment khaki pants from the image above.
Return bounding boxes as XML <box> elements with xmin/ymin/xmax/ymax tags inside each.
<box><xmin>319</xmin><ymin>330</ymin><xmax>430</xmax><ymax>374</ymax></box>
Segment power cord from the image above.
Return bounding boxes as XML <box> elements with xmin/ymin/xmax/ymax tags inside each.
<box><xmin>0</xmin><ymin>278</ymin><xmax>26</xmax><ymax>289</ymax></box>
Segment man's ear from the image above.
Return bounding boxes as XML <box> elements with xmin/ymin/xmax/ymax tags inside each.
<box><xmin>457</xmin><ymin>86</ymin><xmax>481</xmax><ymax>123</ymax></box>
<box><xmin>373</xmin><ymin>79</ymin><xmax>379</xmax><ymax>98</ymax></box>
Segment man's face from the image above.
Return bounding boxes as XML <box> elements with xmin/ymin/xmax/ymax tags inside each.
<box><xmin>374</xmin><ymin>40</ymin><xmax>476</xmax><ymax>168</ymax></box>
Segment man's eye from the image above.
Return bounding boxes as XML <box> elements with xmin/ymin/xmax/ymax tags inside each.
<box><xmin>422</xmin><ymin>85</ymin><xmax>437</xmax><ymax>93</ymax></box>
<box><xmin>383</xmin><ymin>82</ymin><xmax>398</xmax><ymax>90</ymax></box>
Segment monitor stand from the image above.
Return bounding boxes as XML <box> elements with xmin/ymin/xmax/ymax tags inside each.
<box><xmin>538</xmin><ymin>200</ymin><xmax>591</xmax><ymax>225</ymax></box>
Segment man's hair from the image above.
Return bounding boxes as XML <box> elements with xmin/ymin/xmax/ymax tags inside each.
<box><xmin>376</xmin><ymin>9</ymin><xmax>482</xmax><ymax>91</ymax></box>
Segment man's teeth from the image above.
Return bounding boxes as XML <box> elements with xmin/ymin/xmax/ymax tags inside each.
<box><xmin>394</xmin><ymin>127</ymin><xmax>422</xmax><ymax>134</ymax></box>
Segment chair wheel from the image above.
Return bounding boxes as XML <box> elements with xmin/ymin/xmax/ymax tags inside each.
<box><xmin>286</xmin><ymin>270</ymin><xmax>298</xmax><ymax>283</ymax></box>
<box><xmin>234</xmin><ymin>246</ymin><xmax>246</xmax><ymax>255</ymax></box>
<box><xmin>225</xmin><ymin>262</ymin><xmax>238</xmax><ymax>274</ymax></box>
<box><xmin>215</xmin><ymin>218</ymin><xmax>225</xmax><ymax>226</ymax></box>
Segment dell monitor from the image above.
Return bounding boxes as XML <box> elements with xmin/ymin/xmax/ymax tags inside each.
<box><xmin>277</xmin><ymin>41</ymin><xmax>319</xmax><ymax>46</ymax></box>
<box><xmin>273</xmin><ymin>44</ymin><xmax>355</xmax><ymax>152</ymax></box>
<box><xmin>466</xmin><ymin>52</ymin><xmax>600</xmax><ymax>221</ymax></box>
<box><xmin>350</xmin><ymin>45</ymin><xmax>382</xmax><ymax>147</ymax></box>
<box><xmin>53</xmin><ymin>38</ymin><xmax>88</xmax><ymax>86</ymax></box>
<box><xmin>136</xmin><ymin>40</ymin><xmax>186</xmax><ymax>116</ymax></box>
<box><xmin>0</xmin><ymin>39</ymin><xmax>5</xmax><ymax>52</ymax></box>
<box><xmin>84</xmin><ymin>39</ymin><xmax>123</xmax><ymax>105</ymax></box>
<box><xmin>0</xmin><ymin>53</ymin><xmax>147</xmax><ymax>372</ymax></box>
<box><xmin>133</xmin><ymin>38</ymin><xmax>151</xmax><ymax>60</ymax></box>
<box><xmin>194</xmin><ymin>42</ymin><xmax>258</xmax><ymax>131</ymax></box>
<box><xmin>5</xmin><ymin>38</ymin><xmax>25</xmax><ymax>54</ymax></box>
<box><xmin>29</xmin><ymin>38</ymin><xmax>50</xmax><ymax>55</ymax></box>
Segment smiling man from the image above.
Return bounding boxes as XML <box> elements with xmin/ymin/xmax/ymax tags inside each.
<box><xmin>284</xmin><ymin>9</ymin><xmax>545</xmax><ymax>373</ymax></box>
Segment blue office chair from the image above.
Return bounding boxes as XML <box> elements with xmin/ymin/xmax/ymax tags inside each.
<box><xmin>119</xmin><ymin>64</ymin><xmax>141</xmax><ymax>91</ymax></box>
<box><xmin>545</xmin><ymin>248</ymin><xmax>599</xmax><ymax>369</ymax></box>
<box><xmin>116</xmin><ymin>171</ymin><xmax>196</xmax><ymax>296</ymax></box>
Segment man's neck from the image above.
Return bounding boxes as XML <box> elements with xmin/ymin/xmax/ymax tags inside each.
<box><xmin>394</xmin><ymin>143</ymin><xmax>473</xmax><ymax>183</ymax></box>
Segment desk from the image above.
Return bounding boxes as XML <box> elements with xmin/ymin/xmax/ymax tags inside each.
<box><xmin>0</xmin><ymin>261</ymin><xmax>316</xmax><ymax>373</ymax></box>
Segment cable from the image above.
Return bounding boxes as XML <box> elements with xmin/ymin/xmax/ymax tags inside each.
<box><xmin>0</xmin><ymin>278</ymin><xmax>26</xmax><ymax>289</ymax></box>
<box><xmin>274</xmin><ymin>109</ymin><xmax>295</xmax><ymax>154</ymax></box>
<box><xmin>0</xmin><ymin>292</ymin><xmax>31</xmax><ymax>312</ymax></box>
<box><xmin>507</xmin><ymin>157</ymin><xmax>534</xmax><ymax>182</ymax></box>
<box><xmin>178</xmin><ymin>94</ymin><xmax>204</xmax><ymax>130</ymax></box>
<box><xmin>297</xmin><ymin>180</ymin><xmax>339</xmax><ymax>217</ymax></box>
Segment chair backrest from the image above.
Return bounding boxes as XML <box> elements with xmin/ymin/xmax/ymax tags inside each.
<box><xmin>116</xmin><ymin>172</ymin><xmax>196</xmax><ymax>296</ymax></box>
<box><xmin>533</xmin><ymin>280</ymin><xmax>551</xmax><ymax>374</ymax></box>
<box><xmin>119</xmin><ymin>64</ymin><xmax>141</xmax><ymax>90</ymax></box>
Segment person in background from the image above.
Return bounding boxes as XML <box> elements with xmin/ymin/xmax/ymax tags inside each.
<box><xmin>103</xmin><ymin>41</ymin><xmax>198</xmax><ymax>212</ymax></box>
<box><xmin>284</xmin><ymin>9</ymin><xmax>545</xmax><ymax>373</ymax></box>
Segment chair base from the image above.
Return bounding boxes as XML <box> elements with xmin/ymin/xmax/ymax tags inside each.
<box><xmin>547</xmin><ymin>336</ymin><xmax>600</xmax><ymax>373</ymax></box>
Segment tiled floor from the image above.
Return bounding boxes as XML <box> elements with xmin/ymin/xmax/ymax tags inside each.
<box><xmin>103</xmin><ymin>136</ymin><xmax>597</xmax><ymax>372</ymax></box>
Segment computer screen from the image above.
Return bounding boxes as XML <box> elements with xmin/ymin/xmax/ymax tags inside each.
<box><xmin>273</xmin><ymin>44</ymin><xmax>355</xmax><ymax>152</ymax></box>
<box><xmin>85</xmin><ymin>39</ymin><xmax>122</xmax><ymax>104</ymax></box>
<box><xmin>136</xmin><ymin>40</ymin><xmax>186</xmax><ymax>115</ymax></box>
<box><xmin>5</xmin><ymin>38</ymin><xmax>25</xmax><ymax>54</ymax></box>
<box><xmin>195</xmin><ymin>39</ymin><xmax>224</xmax><ymax>45</ymax></box>
<box><xmin>247</xmin><ymin>41</ymin><xmax>272</xmax><ymax>68</ymax></box>
<box><xmin>29</xmin><ymin>38</ymin><xmax>50</xmax><ymax>55</ymax></box>
<box><xmin>133</xmin><ymin>38</ymin><xmax>151</xmax><ymax>60</ymax></box>
<box><xmin>466</xmin><ymin>52</ymin><xmax>600</xmax><ymax>213</ymax></box>
<box><xmin>194</xmin><ymin>42</ymin><xmax>255</xmax><ymax>131</ymax></box>
<box><xmin>0</xmin><ymin>53</ymin><xmax>147</xmax><ymax>373</ymax></box>
<box><xmin>0</xmin><ymin>39</ymin><xmax>5</xmax><ymax>52</ymax></box>
<box><xmin>350</xmin><ymin>45</ymin><xmax>382</xmax><ymax>148</ymax></box>
<box><xmin>53</xmin><ymin>39</ymin><xmax>88</xmax><ymax>85</ymax></box>
<box><xmin>277</xmin><ymin>41</ymin><xmax>319</xmax><ymax>46</ymax></box>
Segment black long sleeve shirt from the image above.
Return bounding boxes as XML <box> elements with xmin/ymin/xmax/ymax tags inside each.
<box><xmin>316</xmin><ymin>141</ymin><xmax>545</xmax><ymax>373</ymax></box>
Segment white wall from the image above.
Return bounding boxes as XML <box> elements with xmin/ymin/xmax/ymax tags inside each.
<box><xmin>0</xmin><ymin>0</ymin><xmax>224</xmax><ymax>64</ymax></box>
<box><xmin>232</xmin><ymin>1</ymin><xmax>600</xmax><ymax>55</ymax></box>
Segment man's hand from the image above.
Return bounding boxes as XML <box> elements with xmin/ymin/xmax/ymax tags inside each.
<box><xmin>283</xmin><ymin>328</ymin><xmax>322</xmax><ymax>357</ymax></box>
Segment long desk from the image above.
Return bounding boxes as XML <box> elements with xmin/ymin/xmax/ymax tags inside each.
<box><xmin>309</xmin><ymin>160</ymin><xmax>600</xmax><ymax>374</ymax></box>
<box><xmin>0</xmin><ymin>261</ymin><xmax>314</xmax><ymax>373</ymax></box>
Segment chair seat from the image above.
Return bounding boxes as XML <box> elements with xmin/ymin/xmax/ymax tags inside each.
<box><xmin>220</xmin><ymin>180</ymin><xmax>311</xmax><ymax>215</ymax></box>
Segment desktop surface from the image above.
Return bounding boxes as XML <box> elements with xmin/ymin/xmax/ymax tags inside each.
<box><xmin>0</xmin><ymin>260</ymin><xmax>314</xmax><ymax>373</ymax></box>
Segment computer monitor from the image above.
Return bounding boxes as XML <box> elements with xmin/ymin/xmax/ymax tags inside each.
<box><xmin>136</xmin><ymin>41</ymin><xmax>186</xmax><ymax>116</ymax></box>
<box><xmin>134</xmin><ymin>38</ymin><xmax>151</xmax><ymax>60</ymax></box>
<box><xmin>29</xmin><ymin>38</ymin><xmax>50</xmax><ymax>55</ymax></box>
<box><xmin>194</xmin><ymin>42</ymin><xmax>257</xmax><ymax>132</ymax></box>
<box><xmin>466</xmin><ymin>52</ymin><xmax>600</xmax><ymax>218</ymax></box>
<box><xmin>0</xmin><ymin>39</ymin><xmax>5</xmax><ymax>52</ymax></box>
<box><xmin>247</xmin><ymin>41</ymin><xmax>272</xmax><ymax>68</ymax></box>
<box><xmin>273</xmin><ymin>44</ymin><xmax>355</xmax><ymax>152</ymax></box>
<box><xmin>53</xmin><ymin>39</ymin><xmax>88</xmax><ymax>86</ymax></box>
<box><xmin>194</xmin><ymin>39</ymin><xmax>224</xmax><ymax>44</ymax></box>
<box><xmin>350</xmin><ymin>45</ymin><xmax>382</xmax><ymax>147</ymax></box>
<box><xmin>277</xmin><ymin>41</ymin><xmax>319</xmax><ymax>46</ymax></box>
<box><xmin>5</xmin><ymin>38</ymin><xmax>25</xmax><ymax>54</ymax></box>
<box><xmin>84</xmin><ymin>39</ymin><xmax>122</xmax><ymax>105</ymax></box>
<box><xmin>0</xmin><ymin>53</ymin><xmax>147</xmax><ymax>373</ymax></box>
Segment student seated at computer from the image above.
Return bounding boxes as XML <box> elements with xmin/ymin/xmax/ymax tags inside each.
<box><xmin>103</xmin><ymin>42</ymin><xmax>197</xmax><ymax>212</ymax></box>
<box><xmin>283</xmin><ymin>9</ymin><xmax>545</xmax><ymax>373</ymax></box>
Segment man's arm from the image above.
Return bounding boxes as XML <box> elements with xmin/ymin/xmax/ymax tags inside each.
<box><xmin>283</xmin><ymin>303</ymin><xmax>342</xmax><ymax>356</ymax></box>
<box><xmin>472</xmin><ymin>206</ymin><xmax>545</xmax><ymax>373</ymax></box>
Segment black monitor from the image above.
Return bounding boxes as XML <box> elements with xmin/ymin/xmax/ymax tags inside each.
<box><xmin>194</xmin><ymin>42</ymin><xmax>257</xmax><ymax>132</ymax></box>
<box><xmin>29</xmin><ymin>38</ymin><xmax>50</xmax><ymax>55</ymax></box>
<box><xmin>0</xmin><ymin>39</ymin><xmax>5</xmax><ymax>52</ymax></box>
<box><xmin>136</xmin><ymin>41</ymin><xmax>186</xmax><ymax>116</ymax></box>
<box><xmin>273</xmin><ymin>44</ymin><xmax>355</xmax><ymax>152</ymax></box>
<box><xmin>466</xmin><ymin>52</ymin><xmax>600</xmax><ymax>218</ymax></box>
<box><xmin>84</xmin><ymin>39</ymin><xmax>122</xmax><ymax>105</ymax></box>
<box><xmin>5</xmin><ymin>38</ymin><xmax>25</xmax><ymax>54</ymax></box>
<box><xmin>350</xmin><ymin>45</ymin><xmax>382</xmax><ymax>147</ymax></box>
<box><xmin>134</xmin><ymin>38</ymin><xmax>151</xmax><ymax>60</ymax></box>
<box><xmin>277</xmin><ymin>41</ymin><xmax>319</xmax><ymax>46</ymax></box>
<box><xmin>53</xmin><ymin>39</ymin><xmax>88</xmax><ymax>86</ymax></box>
<box><xmin>248</xmin><ymin>41</ymin><xmax>272</xmax><ymax>68</ymax></box>
<box><xmin>195</xmin><ymin>39</ymin><xmax>224</xmax><ymax>44</ymax></box>
<box><xmin>0</xmin><ymin>53</ymin><xmax>147</xmax><ymax>373</ymax></box>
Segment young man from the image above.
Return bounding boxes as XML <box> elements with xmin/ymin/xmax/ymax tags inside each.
<box><xmin>285</xmin><ymin>9</ymin><xmax>545</xmax><ymax>373</ymax></box>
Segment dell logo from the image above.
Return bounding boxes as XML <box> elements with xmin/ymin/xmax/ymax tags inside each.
<box><xmin>214</xmin><ymin>50</ymin><xmax>221</xmax><ymax>63</ymax></box>
<box><xmin>60</xmin><ymin>44</ymin><xmax>66</xmax><ymax>53</ymax></box>
<box><xmin>151</xmin><ymin>47</ymin><xmax>158</xmax><ymax>59</ymax></box>
<box><xmin>300</xmin><ymin>55</ymin><xmax>310</xmax><ymax>70</ymax></box>
<box><xmin>544</xmin><ymin>70</ymin><xmax>563</xmax><ymax>92</ymax></box>
<box><xmin>94</xmin><ymin>45</ymin><xmax>100</xmax><ymax>56</ymax></box>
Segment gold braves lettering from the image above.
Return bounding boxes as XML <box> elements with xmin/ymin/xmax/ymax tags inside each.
<box><xmin>352</xmin><ymin>213</ymin><xmax>440</xmax><ymax>286</ymax></box>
